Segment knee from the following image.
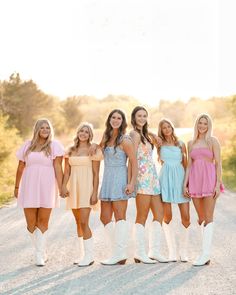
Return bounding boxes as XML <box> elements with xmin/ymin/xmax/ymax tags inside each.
<box><xmin>80</xmin><ymin>220</ymin><xmax>89</xmax><ymax>230</ymax></box>
<box><xmin>36</xmin><ymin>217</ymin><xmax>49</xmax><ymax>229</ymax></box>
<box><xmin>100</xmin><ymin>214</ymin><xmax>112</xmax><ymax>226</ymax></box>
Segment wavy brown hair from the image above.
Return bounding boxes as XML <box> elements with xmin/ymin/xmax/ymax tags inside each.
<box><xmin>131</xmin><ymin>106</ymin><xmax>153</xmax><ymax>149</ymax></box>
<box><xmin>25</xmin><ymin>118</ymin><xmax>53</xmax><ymax>158</ymax></box>
<box><xmin>157</xmin><ymin>118</ymin><xmax>181</xmax><ymax>155</ymax></box>
<box><xmin>103</xmin><ymin>109</ymin><xmax>127</xmax><ymax>152</ymax></box>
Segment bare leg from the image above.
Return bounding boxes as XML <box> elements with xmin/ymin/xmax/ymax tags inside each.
<box><xmin>72</xmin><ymin>209</ymin><xmax>83</xmax><ymax>237</ymax></box>
<box><xmin>150</xmin><ymin>195</ymin><xmax>164</xmax><ymax>223</ymax></box>
<box><xmin>36</xmin><ymin>208</ymin><xmax>52</xmax><ymax>233</ymax></box>
<box><xmin>135</xmin><ymin>194</ymin><xmax>152</xmax><ymax>225</ymax></box>
<box><xmin>178</xmin><ymin>203</ymin><xmax>190</xmax><ymax>227</ymax></box>
<box><xmin>24</xmin><ymin>208</ymin><xmax>38</xmax><ymax>233</ymax></box>
<box><xmin>192</xmin><ymin>198</ymin><xmax>205</xmax><ymax>225</ymax></box>
<box><xmin>163</xmin><ymin>203</ymin><xmax>172</xmax><ymax>224</ymax></box>
<box><xmin>112</xmin><ymin>200</ymin><xmax>128</xmax><ymax>221</ymax></box>
<box><xmin>100</xmin><ymin>201</ymin><xmax>113</xmax><ymax>225</ymax></box>
<box><xmin>79</xmin><ymin>208</ymin><xmax>92</xmax><ymax>239</ymax></box>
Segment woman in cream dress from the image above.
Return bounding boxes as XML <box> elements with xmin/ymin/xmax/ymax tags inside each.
<box><xmin>62</xmin><ymin>123</ymin><xmax>102</xmax><ymax>267</ymax></box>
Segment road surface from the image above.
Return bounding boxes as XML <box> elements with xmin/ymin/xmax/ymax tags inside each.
<box><xmin>0</xmin><ymin>191</ymin><xmax>236</xmax><ymax>295</ymax></box>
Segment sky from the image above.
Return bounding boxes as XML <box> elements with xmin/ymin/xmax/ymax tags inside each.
<box><xmin>0</xmin><ymin>0</ymin><xmax>235</xmax><ymax>106</ymax></box>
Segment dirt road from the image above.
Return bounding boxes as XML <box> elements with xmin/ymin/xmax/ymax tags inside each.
<box><xmin>0</xmin><ymin>191</ymin><xmax>235</xmax><ymax>295</ymax></box>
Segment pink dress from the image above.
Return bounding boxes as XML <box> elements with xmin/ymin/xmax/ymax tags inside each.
<box><xmin>188</xmin><ymin>148</ymin><xmax>216</xmax><ymax>198</ymax></box>
<box><xmin>16</xmin><ymin>140</ymin><xmax>65</xmax><ymax>208</ymax></box>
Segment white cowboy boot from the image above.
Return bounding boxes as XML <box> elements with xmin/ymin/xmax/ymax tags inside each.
<box><xmin>193</xmin><ymin>222</ymin><xmax>214</xmax><ymax>266</ymax></box>
<box><xmin>104</xmin><ymin>221</ymin><xmax>115</xmax><ymax>257</ymax></box>
<box><xmin>74</xmin><ymin>237</ymin><xmax>84</xmax><ymax>264</ymax></box>
<box><xmin>101</xmin><ymin>220</ymin><xmax>128</xmax><ymax>265</ymax></box>
<box><xmin>148</xmin><ymin>221</ymin><xmax>168</xmax><ymax>263</ymax></box>
<box><xmin>179</xmin><ymin>224</ymin><xmax>190</xmax><ymax>262</ymax></box>
<box><xmin>163</xmin><ymin>221</ymin><xmax>177</xmax><ymax>262</ymax></box>
<box><xmin>35</xmin><ymin>228</ymin><xmax>47</xmax><ymax>266</ymax></box>
<box><xmin>78</xmin><ymin>237</ymin><xmax>94</xmax><ymax>267</ymax></box>
<box><xmin>134</xmin><ymin>223</ymin><xmax>156</xmax><ymax>264</ymax></box>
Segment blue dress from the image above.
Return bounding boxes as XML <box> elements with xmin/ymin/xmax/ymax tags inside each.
<box><xmin>159</xmin><ymin>145</ymin><xmax>189</xmax><ymax>204</ymax></box>
<box><xmin>99</xmin><ymin>146</ymin><xmax>132</xmax><ymax>201</ymax></box>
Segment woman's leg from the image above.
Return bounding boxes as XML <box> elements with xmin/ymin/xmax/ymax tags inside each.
<box><xmin>134</xmin><ymin>194</ymin><xmax>156</xmax><ymax>264</ymax></box>
<box><xmin>178</xmin><ymin>202</ymin><xmax>190</xmax><ymax>262</ymax></box>
<box><xmin>101</xmin><ymin>200</ymin><xmax>128</xmax><ymax>265</ymax></box>
<box><xmin>193</xmin><ymin>196</ymin><xmax>216</xmax><ymax>266</ymax></box>
<box><xmin>24</xmin><ymin>208</ymin><xmax>38</xmax><ymax>233</ymax></box>
<box><xmin>35</xmin><ymin>208</ymin><xmax>52</xmax><ymax>266</ymax></box>
<box><xmin>162</xmin><ymin>203</ymin><xmax>177</xmax><ymax>262</ymax></box>
<box><xmin>148</xmin><ymin>197</ymin><xmax>168</xmax><ymax>262</ymax></box>
<box><xmin>72</xmin><ymin>209</ymin><xmax>83</xmax><ymax>238</ymax></box>
<box><xmin>78</xmin><ymin>208</ymin><xmax>94</xmax><ymax>267</ymax></box>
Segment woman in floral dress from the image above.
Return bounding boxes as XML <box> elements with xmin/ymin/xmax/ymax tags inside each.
<box><xmin>130</xmin><ymin>106</ymin><xmax>167</xmax><ymax>264</ymax></box>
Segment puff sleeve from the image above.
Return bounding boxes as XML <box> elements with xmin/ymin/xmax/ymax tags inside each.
<box><xmin>16</xmin><ymin>140</ymin><xmax>31</xmax><ymax>162</ymax></box>
<box><xmin>51</xmin><ymin>140</ymin><xmax>65</xmax><ymax>159</ymax></box>
<box><xmin>90</xmin><ymin>148</ymin><xmax>103</xmax><ymax>161</ymax></box>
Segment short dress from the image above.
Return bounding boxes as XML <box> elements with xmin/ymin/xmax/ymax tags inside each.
<box><xmin>16</xmin><ymin>140</ymin><xmax>65</xmax><ymax>208</ymax></box>
<box><xmin>136</xmin><ymin>142</ymin><xmax>160</xmax><ymax>196</ymax></box>
<box><xmin>159</xmin><ymin>144</ymin><xmax>189</xmax><ymax>204</ymax></box>
<box><xmin>188</xmin><ymin>148</ymin><xmax>217</xmax><ymax>198</ymax></box>
<box><xmin>66</xmin><ymin>150</ymin><xmax>103</xmax><ymax>209</ymax></box>
<box><xmin>100</xmin><ymin>145</ymin><xmax>132</xmax><ymax>202</ymax></box>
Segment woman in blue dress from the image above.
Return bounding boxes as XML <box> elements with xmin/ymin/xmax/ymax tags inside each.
<box><xmin>99</xmin><ymin>109</ymin><xmax>137</xmax><ymax>265</ymax></box>
<box><xmin>158</xmin><ymin>119</ymin><xmax>190</xmax><ymax>262</ymax></box>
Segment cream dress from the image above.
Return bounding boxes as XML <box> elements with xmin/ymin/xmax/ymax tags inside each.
<box><xmin>66</xmin><ymin>150</ymin><xmax>103</xmax><ymax>209</ymax></box>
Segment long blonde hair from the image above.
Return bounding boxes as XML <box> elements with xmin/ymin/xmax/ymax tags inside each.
<box><xmin>192</xmin><ymin>113</ymin><xmax>213</xmax><ymax>146</ymax></box>
<box><xmin>25</xmin><ymin>118</ymin><xmax>53</xmax><ymax>157</ymax></box>
<box><xmin>68</xmin><ymin>122</ymin><xmax>94</xmax><ymax>155</ymax></box>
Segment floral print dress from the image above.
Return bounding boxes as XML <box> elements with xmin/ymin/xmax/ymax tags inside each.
<box><xmin>136</xmin><ymin>142</ymin><xmax>160</xmax><ymax>195</ymax></box>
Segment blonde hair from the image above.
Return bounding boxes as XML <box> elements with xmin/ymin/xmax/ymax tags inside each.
<box><xmin>192</xmin><ymin>113</ymin><xmax>213</xmax><ymax>146</ymax></box>
<box><xmin>25</xmin><ymin>118</ymin><xmax>53</xmax><ymax>157</ymax></box>
<box><xmin>68</xmin><ymin>122</ymin><xmax>94</xmax><ymax>155</ymax></box>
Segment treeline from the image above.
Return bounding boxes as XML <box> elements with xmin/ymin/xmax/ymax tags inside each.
<box><xmin>0</xmin><ymin>73</ymin><xmax>235</xmax><ymax>204</ymax></box>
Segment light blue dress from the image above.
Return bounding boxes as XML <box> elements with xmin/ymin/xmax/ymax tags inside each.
<box><xmin>99</xmin><ymin>146</ymin><xmax>132</xmax><ymax>201</ymax></box>
<box><xmin>159</xmin><ymin>144</ymin><xmax>189</xmax><ymax>204</ymax></box>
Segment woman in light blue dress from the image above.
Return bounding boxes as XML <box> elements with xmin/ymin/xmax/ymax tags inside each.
<box><xmin>158</xmin><ymin>119</ymin><xmax>190</xmax><ymax>262</ymax></box>
<box><xmin>99</xmin><ymin>109</ymin><xmax>137</xmax><ymax>265</ymax></box>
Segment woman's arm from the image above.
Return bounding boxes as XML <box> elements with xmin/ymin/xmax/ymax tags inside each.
<box><xmin>61</xmin><ymin>157</ymin><xmax>71</xmax><ymax>197</ymax></box>
<box><xmin>88</xmin><ymin>134</ymin><xmax>105</xmax><ymax>156</ymax></box>
<box><xmin>181</xmin><ymin>142</ymin><xmax>188</xmax><ymax>170</ymax></box>
<box><xmin>212</xmin><ymin>137</ymin><xmax>222</xmax><ymax>199</ymax></box>
<box><xmin>149</xmin><ymin>132</ymin><xmax>162</xmax><ymax>148</ymax></box>
<box><xmin>53</xmin><ymin>156</ymin><xmax>64</xmax><ymax>196</ymax></box>
<box><xmin>122</xmin><ymin>136</ymin><xmax>138</xmax><ymax>195</ymax></box>
<box><xmin>14</xmin><ymin>161</ymin><xmax>25</xmax><ymax>198</ymax></box>
<box><xmin>183</xmin><ymin>141</ymin><xmax>192</xmax><ymax>198</ymax></box>
<box><xmin>90</xmin><ymin>161</ymin><xmax>100</xmax><ymax>205</ymax></box>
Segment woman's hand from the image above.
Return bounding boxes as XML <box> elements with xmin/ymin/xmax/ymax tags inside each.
<box><xmin>183</xmin><ymin>186</ymin><xmax>190</xmax><ymax>198</ymax></box>
<box><xmin>125</xmin><ymin>183</ymin><xmax>134</xmax><ymax>195</ymax></box>
<box><xmin>90</xmin><ymin>192</ymin><xmax>98</xmax><ymax>205</ymax></box>
<box><xmin>14</xmin><ymin>188</ymin><xmax>19</xmax><ymax>198</ymax></box>
<box><xmin>61</xmin><ymin>186</ymin><xmax>69</xmax><ymax>198</ymax></box>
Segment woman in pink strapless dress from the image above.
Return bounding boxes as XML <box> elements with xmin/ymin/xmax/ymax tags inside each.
<box><xmin>183</xmin><ymin>113</ymin><xmax>223</xmax><ymax>266</ymax></box>
<box><xmin>14</xmin><ymin>119</ymin><xmax>64</xmax><ymax>267</ymax></box>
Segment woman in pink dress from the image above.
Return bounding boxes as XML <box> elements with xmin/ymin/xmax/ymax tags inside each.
<box><xmin>183</xmin><ymin>113</ymin><xmax>223</xmax><ymax>266</ymax></box>
<box><xmin>14</xmin><ymin>118</ymin><xmax>64</xmax><ymax>266</ymax></box>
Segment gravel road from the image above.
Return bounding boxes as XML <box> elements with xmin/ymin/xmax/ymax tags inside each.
<box><xmin>0</xmin><ymin>190</ymin><xmax>236</xmax><ymax>295</ymax></box>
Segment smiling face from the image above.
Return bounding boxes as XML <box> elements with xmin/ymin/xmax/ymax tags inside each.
<box><xmin>197</xmin><ymin>117</ymin><xmax>208</xmax><ymax>135</ymax></box>
<box><xmin>77</xmin><ymin>126</ymin><xmax>90</xmax><ymax>142</ymax></box>
<box><xmin>161</xmin><ymin>122</ymin><xmax>173</xmax><ymax>137</ymax></box>
<box><xmin>134</xmin><ymin>109</ymin><xmax>148</xmax><ymax>128</ymax></box>
<box><xmin>110</xmin><ymin>111</ymin><xmax>123</xmax><ymax>129</ymax></box>
<box><xmin>39</xmin><ymin>122</ymin><xmax>51</xmax><ymax>139</ymax></box>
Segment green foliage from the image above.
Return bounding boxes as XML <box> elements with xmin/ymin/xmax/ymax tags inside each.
<box><xmin>1</xmin><ymin>73</ymin><xmax>60</xmax><ymax>137</ymax></box>
<box><xmin>0</xmin><ymin>113</ymin><xmax>21</xmax><ymax>205</ymax></box>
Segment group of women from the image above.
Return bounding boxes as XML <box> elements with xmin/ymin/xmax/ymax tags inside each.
<box><xmin>14</xmin><ymin>106</ymin><xmax>223</xmax><ymax>268</ymax></box>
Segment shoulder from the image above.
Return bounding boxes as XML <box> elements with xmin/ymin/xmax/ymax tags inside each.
<box><xmin>120</xmin><ymin>134</ymin><xmax>133</xmax><ymax>145</ymax></box>
<box><xmin>129</xmin><ymin>130</ymin><xmax>141</xmax><ymax>142</ymax></box>
<box><xmin>210</xmin><ymin>136</ymin><xmax>220</xmax><ymax>148</ymax></box>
